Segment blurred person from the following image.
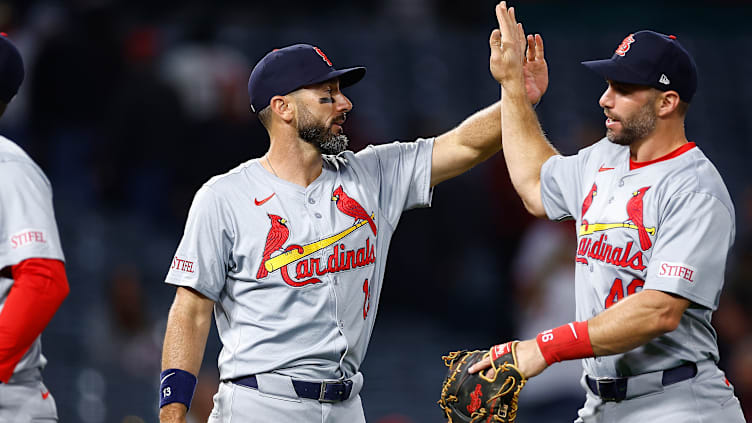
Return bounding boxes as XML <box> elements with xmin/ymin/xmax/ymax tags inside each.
<box><xmin>512</xmin><ymin>220</ymin><xmax>583</xmax><ymax>422</ymax></box>
<box><xmin>85</xmin><ymin>264</ymin><xmax>162</xmax><ymax>421</ymax></box>
<box><xmin>729</xmin><ymin>336</ymin><xmax>752</xmax><ymax>418</ymax></box>
<box><xmin>470</xmin><ymin>3</ymin><xmax>745</xmax><ymax>422</ymax></box>
<box><xmin>159</xmin><ymin>31</ymin><xmax>549</xmax><ymax>423</ymax></box>
<box><xmin>0</xmin><ymin>34</ymin><xmax>69</xmax><ymax>421</ymax></box>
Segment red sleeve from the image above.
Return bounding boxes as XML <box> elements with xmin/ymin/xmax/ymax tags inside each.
<box><xmin>0</xmin><ymin>258</ymin><xmax>69</xmax><ymax>382</ymax></box>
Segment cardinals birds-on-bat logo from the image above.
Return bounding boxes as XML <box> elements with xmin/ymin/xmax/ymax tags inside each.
<box><xmin>626</xmin><ymin>186</ymin><xmax>652</xmax><ymax>251</ymax></box>
<box><xmin>332</xmin><ymin>185</ymin><xmax>377</xmax><ymax>236</ymax></box>
<box><xmin>257</xmin><ymin>214</ymin><xmax>290</xmax><ymax>279</ymax></box>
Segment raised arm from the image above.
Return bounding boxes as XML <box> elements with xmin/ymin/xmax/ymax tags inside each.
<box><xmin>159</xmin><ymin>287</ymin><xmax>214</xmax><ymax>423</ymax></box>
<box><xmin>430</xmin><ymin>20</ymin><xmax>548</xmax><ymax>187</ymax></box>
<box><xmin>490</xmin><ymin>2</ymin><xmax>558</xmax><ymax>217</ymax></box>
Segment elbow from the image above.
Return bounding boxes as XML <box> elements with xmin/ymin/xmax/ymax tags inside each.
<box><xmin>651</xmin><ymin>304</ymin><xmax>684</xmax><ymax>335</ymax></box>
<box><xmin>656</xmin><ymin>312</ymin><xmax>682</xmax><ymax>334</ymax></box>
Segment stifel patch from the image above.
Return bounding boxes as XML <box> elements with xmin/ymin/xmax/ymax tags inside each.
<box><xmin>658</xmin><ymin>261</ymin><xmax>696</xmax><ymax>283</ymax></box>
<box><xmin>171</xmin><ymin>256</ymin><xmax>198</xmax><ymax>274</ymax></box>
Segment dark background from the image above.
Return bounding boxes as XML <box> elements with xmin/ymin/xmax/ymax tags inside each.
<box><xmin>1</xmin><ymin>0</ymin><xmax>751</xmax><ymax>422</ymax></box>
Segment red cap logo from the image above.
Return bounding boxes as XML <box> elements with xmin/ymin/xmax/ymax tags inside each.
<box><xmin>615</xmin><ymin>34</ymin><xmax>636</xmax><ymax>57</ymax></box>
<box><xmin>313</xmin><ymin>46</ymin><xmax>332</xmax><ymax>66</ymax></box>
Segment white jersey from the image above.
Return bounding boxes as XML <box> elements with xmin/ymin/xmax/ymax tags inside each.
<box><xmin>165</xmin><ymin>138</ymin><xmax>433</xmax><ymax>381</ymax></box>
<box><xmin>0</xmin><ymin>135</ymin><xmax>65</xmax><ymax>377</ymax></box>
<box><xmin>541</xmin><ymin>138</ymin><xmax>734</xmax><ymax>378</ymax></box>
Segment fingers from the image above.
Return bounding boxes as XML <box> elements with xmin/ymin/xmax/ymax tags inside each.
<box><xmin>468</xmin><ymin>357</ymin><xmax>491</xmax><ymax>374</ymax></box>
<box><xmin>535</xmin><ymin>33</ymin><xmax>545</xmax><ymax>59</ymax></box>
<box><xmin>517</xmin><ymin>22</ymin><xmax>526</xmax><ymax>57</ymax></box>
<box><xmin>495</xmin><ymin>2</ymin><xmax>516</xmax><ymax>41</ymax></box>
<box><xmin>526</xmin><ymin>34</ymin><xmax>535</xmax><ymax>62</ymax></box>
<box><xmin>489</xmin><ymin>28</ymin><xmax>501</xmax><ymax>48</ymax></box>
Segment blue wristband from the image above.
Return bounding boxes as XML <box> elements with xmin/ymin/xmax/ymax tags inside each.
<box><xmin>159</xmin><ymin>368</ymin><xmax>197</xmax><ymax>410</ymax></box>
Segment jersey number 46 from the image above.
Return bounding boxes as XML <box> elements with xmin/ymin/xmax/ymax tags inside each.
<box><xmin>605</xmin><ymin>278</ymin><xmax>645</xmax><ymax>309</ymax></box>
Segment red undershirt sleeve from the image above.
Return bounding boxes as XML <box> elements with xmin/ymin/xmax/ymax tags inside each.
<box><xmin>0</xmin><ymin>258</ymin><xmax>69</xmax><ymax>382</ymax></box>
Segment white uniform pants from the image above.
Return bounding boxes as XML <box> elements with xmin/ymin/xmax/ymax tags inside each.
<box><xmin>208</xmin><ymin>373</ymin><xmax>366</xmax><ymax>423</ymax></box>
<box><xmin>575</xmin><ymin>361</ymin><xmax>746</xmax><ymax>423</ymax></box>
<box><xmin>0</xmin><ymin>380</ymin><xmax>58</xmax><ymax>422</ymax></box>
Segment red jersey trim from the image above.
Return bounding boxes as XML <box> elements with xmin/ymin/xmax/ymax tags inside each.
<box><xmin>630</xmin><ymin>142</ymin><xmax>696</xmax><ymax>170</ymax></box>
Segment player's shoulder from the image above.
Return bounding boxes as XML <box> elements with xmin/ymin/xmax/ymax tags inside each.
<box><xmin>0</xmin><ymin>135</ymin><xmax>34</xmax><ymax>164</ymax></box>
<box><xmin>666</xmin><ymin>145</ymin><xmax>732</xmax><ymax>200</ymax></box>
<box><xmin>0</xmin><ymin>135</ymin><xmax>50</xmax><ymax>181</ymax></box>
<box><xmin>202</xmin><ymin>158</ymin><xmax>260</xmax><ymax>191</ymax></box>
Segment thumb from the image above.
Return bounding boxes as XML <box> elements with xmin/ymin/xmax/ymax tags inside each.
<box><xmin>489</xmin><ymin>28</ymin><xmax>501</xmax><ymax>49</ymax></box>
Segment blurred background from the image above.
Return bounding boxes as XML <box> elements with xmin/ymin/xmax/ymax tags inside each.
<box><xmin>0</xmin><ymin>0</ymin><xmax>751</xmax><ymax>422</ymax></box>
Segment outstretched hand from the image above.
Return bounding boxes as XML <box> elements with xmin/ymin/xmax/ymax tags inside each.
<box><xmin>489</xmin><ymin>2</ymin><xmax>548</xmax><ymax>104</ymax></box>
<box><xmin>468</xmin><ymin>339</ymin><xmax>549</xmax><ymax>379</ymax></box>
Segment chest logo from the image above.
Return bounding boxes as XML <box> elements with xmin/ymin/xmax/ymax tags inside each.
<box><xmin>257</xmin><ymin>214</ymin><xmax>290</xmax><ymax>279</ymax></box>
<box><xmin>256</xmin><ymin>187</ymin><xmax>377</xmax><ymax>287</ymax></box>
<box><xmin>576</xmin><ymin>186</ymin><xmax>654</xmax><ymax>269</ymax></box>
<box><xmin>254</xmin><ymin>193</ymin><xmax>276</xmax><ymax>206</ymax></box>
<box><xmin>332</xmin><ymin>185</ymin><xmax>377</xmax><ymax>236</ymax></box>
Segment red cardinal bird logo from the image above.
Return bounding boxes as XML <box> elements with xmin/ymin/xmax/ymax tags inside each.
<box><xmin>332</xmin><ymin>185</ymin><xmax>377</xmax><ymax>236</ymax></box>
<box><xmin>582</xmin><ymin>183</ymin><xmax>597</xmax><ymax>217</ymax></box>
<box><xmin>257</xmin><ymin>214</ymin><xmax>290</xmax><ymax>279</ymax></box>
<box><xmin>626</xmin><ymin>186</ymin><xmax>652</xmax><ymax>251</ymax></box>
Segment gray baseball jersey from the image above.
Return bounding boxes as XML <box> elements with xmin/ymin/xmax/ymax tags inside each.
<box><xmin>165</xmin><ymin>138</ymin><xmax>433</xmax><ymax>382</ymax></box>
<box><xmin>540</xmin><ymin>139</ymin><xmax>734</xmax><ymax>378</ymax></box>
<box><xmin>0</xmin><ymin>135</ymin><xmax>65</xmax><ymax>378</ymax></box>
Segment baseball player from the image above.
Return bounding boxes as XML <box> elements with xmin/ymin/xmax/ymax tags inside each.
<box><xmin>158</xmin><ymin>32</ymin><xmax>549</xmax><ymax>423</ymax></box>
<box><xmin>468</xmin><ymin>3</ymin><xmax>746</xmax><ymax>422</ymax></box>
<box><xmin>0</xmin><ymin>34</ymin><xmax>70</xmax><ymax>421</ymax></box>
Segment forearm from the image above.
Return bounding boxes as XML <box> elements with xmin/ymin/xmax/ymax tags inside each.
<box><xmin>500</xmin><ymin>81</ymin><xmax>558</xmax><ymax>216</ymax></box>
<box><xmin>0</xmin><ymin>259</ymin><xmax>69</xmax><ymax>382</ymax></box>
<box><xmin>160</xmin><ymin>287</ymin><xmax>213</xmax><ymax>420</ymax></box>
<box><xmin>431</xmin><ymin>102</ymin><xmax>502</xmax><ymax>186</ymax></box>
<box><xmin>588</xmin><ymin>289</ymin><xmax>689</xmax><ymax>356</ymax></box>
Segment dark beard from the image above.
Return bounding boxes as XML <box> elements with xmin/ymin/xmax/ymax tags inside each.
<box><xmin>297</xmin><ymin>104</ymin><xmax>349</xmax><ymax>155</ymax></box>
<box><xmin>606</xmin><ymin>101</ymin><xmax>657</xmax><ymax>146</ymax></box>
<box><xmin>299</xmin><ymin>125</ymin><xmax>349</xmax><ymax>155</ymax></box>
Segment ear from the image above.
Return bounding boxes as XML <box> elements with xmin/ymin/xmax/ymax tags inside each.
<box><xmin>656</xmin><ymin>91</ymin><xmax>681</xmax><ymax>118</ymax></box>
<box><xmin>270</xmin><ymin>95</ymin><xmax>295</xmax><ymax>123</ymax></box>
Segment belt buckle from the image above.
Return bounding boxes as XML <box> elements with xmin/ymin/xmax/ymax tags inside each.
<box><xmin>318</xmin><ymin>381</ymin><xmax>335</xmax><ymax>403</ymax></box>
<box><xmin>595</xmin><ymin>377</ymin><xmax>621</xmax><ymax>402</ymax></box>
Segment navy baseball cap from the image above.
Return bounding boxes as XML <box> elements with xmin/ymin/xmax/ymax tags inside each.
<box><xmin>248</xmin><ymin>44</ymin><xmax>366</xmax><ymax>113</ymax></box>
<box><xmin>0</xmin><ymin>33</ymin><xmax>24</xmax><ymax>104</ymax></box>
<box><xmin>582</xmin><ymin>30</ymin><xmax>697</xmax><ymax>102</ymax></box>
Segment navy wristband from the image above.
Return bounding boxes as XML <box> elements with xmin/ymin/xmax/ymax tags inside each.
<box><xmin>159</xmin><ymin>368</ymin><xmax>197</xmax><ymax>410</ymax></box>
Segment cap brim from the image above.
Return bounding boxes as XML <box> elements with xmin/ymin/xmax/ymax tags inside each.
<box><xmin>581</xmin><ymin>59</ymin><xmax>647</xmax><ymax>86</ymax></box>
<box><xmin>307</xmin><ymin>66</ymin><xmax>366</xmax><ymax>89</ymax></box>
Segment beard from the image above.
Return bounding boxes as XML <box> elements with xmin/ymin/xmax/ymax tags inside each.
<box><xmin>297</xmin><ymin>105</ymin><xmax>349</xmax><ymax>155</ymax></box>
<box><xmin>606</xmin><ymin>100</ymin><xmax>657</xmax><ymax>146</ymax></box>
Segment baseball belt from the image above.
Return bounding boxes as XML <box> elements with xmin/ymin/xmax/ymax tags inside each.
<box><xmin>229</xmin><ymin>375</ymin><xmax>353</xmax><ymax>403</ymax></box>
<box><xmin>586</xmin><ymin>361</ymin><xmax>699</xmax><ymax>402</ymax></box>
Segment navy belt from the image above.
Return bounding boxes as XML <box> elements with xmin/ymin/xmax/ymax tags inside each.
<box><xmin>229</xmin><ymin>375</ymin><xmax>353</xmax><ymax>403</ymax></box>
<box><xmin>586</xmin><ymin>362</ymin><xmax>698</xmax><ymax>402</ymax></box>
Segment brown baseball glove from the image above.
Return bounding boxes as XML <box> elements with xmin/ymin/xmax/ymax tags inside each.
<box><xmin>438</xmin><ymin>341</ymin><xmax>527</xmax><ymax>423</ymax></box>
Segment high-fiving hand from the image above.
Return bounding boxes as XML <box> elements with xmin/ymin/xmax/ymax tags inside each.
<box><xmin>489</xmin><ymin>1</ymin><xmax>548</xmax><ymax>104</ymax></box>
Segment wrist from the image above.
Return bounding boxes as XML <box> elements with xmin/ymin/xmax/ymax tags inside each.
<box><xmin>160</xmin><ymin>368</ymin><xmax>197</xmax><ymax>410</ymax></box>
<box><xmin>159</xmin><ymin>402</ymin><xmax>187</xmax><ymax>423</ymax></box>
<box><xmin>535</xmin><ymin>321</ymin><xmax>595</xmax><ymax>365</ymax></box>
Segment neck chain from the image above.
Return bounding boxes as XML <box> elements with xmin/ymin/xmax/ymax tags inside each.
<box><xmin>266</xmin><ymin>155</ymin><xmax>279</xmax><ymax>178</ymax></box>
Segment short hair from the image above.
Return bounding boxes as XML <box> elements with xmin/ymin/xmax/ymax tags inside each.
<box><xmin>257</xmin><ymin>105</ymin><xmax>272</xmax><ymax>130</ymax></box>
<box><xmin>676</xmin><ymin>100</ymin><xmax>690</xmax><ymax>117</ymax></box>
